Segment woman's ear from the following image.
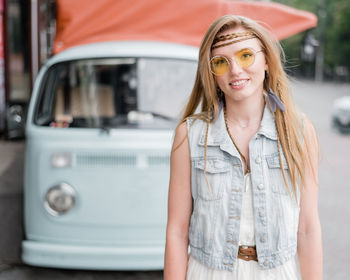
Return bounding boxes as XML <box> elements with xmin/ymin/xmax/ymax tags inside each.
<box><xmin>264</xmin><ymin>62</ymin><xmax>268</xmax><ymax>71</ymax></box>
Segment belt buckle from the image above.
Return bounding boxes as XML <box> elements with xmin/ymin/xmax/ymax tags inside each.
<box><xmin>238</xmin><ymin>245</ymin><xmax>258</xmax><ymax>262</ymax></box>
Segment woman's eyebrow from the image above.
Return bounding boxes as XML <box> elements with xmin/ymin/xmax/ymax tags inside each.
<box><xmin>212</xmin><ymin>47</ymin><xmax>256</xmax><ymax>56</ymax></box>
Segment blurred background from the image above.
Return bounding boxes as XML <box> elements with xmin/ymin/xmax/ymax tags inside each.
<box><xmin>0</xmin><ymin>0</ymin><xmax>349</xmax><ymax>279</ymax></box>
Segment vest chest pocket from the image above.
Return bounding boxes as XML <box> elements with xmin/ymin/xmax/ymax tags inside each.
<box><xmin>266</xmin><ymin>153</ymin><xmax>290</xmax><ymax>195</ymax></box>
<box><xmin>193</xmin><ymin>158</ymin><xmax>230</xmax><ymax>201</ymax></box>
<box><xmin>266</xmin><ymin>152</ymin><xmax>288</xmax><ymax>169</ymax></box>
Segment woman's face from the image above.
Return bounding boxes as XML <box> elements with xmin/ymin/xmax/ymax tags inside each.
<box><xmin>211</xmin><ymin>26</ymin><xmax>268</xmax><ymax>104</ymax></box>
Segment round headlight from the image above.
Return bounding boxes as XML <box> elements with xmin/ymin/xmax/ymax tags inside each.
<box><xmin>44</xmin><ymin>183</ymin><xmax>76</xmax><ymax>216</ymax></box>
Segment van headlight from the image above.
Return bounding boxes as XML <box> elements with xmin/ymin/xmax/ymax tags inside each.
<box><xmin>44</xmin><ymin>183</ymin><xmax>76</xmax><ymax>215</ymax></box>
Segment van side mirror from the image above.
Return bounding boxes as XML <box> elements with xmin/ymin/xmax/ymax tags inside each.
<box><xmin>5</xmin><ymin>102</ymin><xmax>27</xmax><ymax>140</ymax></box>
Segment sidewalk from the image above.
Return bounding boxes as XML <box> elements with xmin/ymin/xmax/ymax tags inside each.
<box><xmin>0</xmin><ymin>140</ymin><xmax>24</xmax><ymax>195</ymax></box>
<box><xmin>0</xmin><ymin>139</ymin><xmax>24</xmax><ymax>264</ymax></box>
<box><xmin>292</xmin><ymin>80</ymin><xmax>350</xmax><ymax>280</ymax></box>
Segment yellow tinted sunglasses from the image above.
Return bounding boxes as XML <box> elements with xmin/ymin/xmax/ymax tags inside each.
<box><xmin>210</xmin><ymin>48</ymin><xmax>263</xmax><ymax>76</ymax></box>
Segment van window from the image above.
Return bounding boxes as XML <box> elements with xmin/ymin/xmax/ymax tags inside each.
<box><xmin>34</xmin><ymin>57</ymin><xmax>196</xmax><ymax>129</ymax></box>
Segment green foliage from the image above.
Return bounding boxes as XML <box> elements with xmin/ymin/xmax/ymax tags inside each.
<box><xmin>274</xmin><ymin>0</ymin><xmax>350</xmax><ymax>79</ymax></box>
<box><xmin>324</xmin><ymin>0</ymin><xmax>350</xmax><ymax>69</ymax></box>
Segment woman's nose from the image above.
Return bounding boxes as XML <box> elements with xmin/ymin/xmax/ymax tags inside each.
<box><xmin>229</xmin><ymin>58</ymin><xmax>243</xmax><ymax>75</ymax></box>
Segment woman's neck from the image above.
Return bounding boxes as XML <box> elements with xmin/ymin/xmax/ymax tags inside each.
<box><xmin>224</xmin><ymin>94</ymin><xmax>265</xmax><ymax>128</ymax></box>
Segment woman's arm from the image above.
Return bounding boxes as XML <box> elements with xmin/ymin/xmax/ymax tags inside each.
<box><xmin>164</xmin><ymin>122</ymin><xmax>193</xmax><ymax>280</ymax></box>
<box><xmin>297</xmin><ymin>118</ymin><xmax>323</xmax><ymax>280</ymax></box>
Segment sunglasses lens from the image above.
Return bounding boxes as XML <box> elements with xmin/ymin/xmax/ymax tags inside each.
<box><xmin>210</xmin><ymin>56</ymin><xmax>229</xmax><ymax>75</ymax></box>
<box><xmin>235</xmin><ymin>48</ymin><xmax>255</xmax><ymax>68</ymax></box>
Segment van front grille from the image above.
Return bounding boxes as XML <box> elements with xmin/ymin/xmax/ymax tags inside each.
<box><xmin>148</xmin><ymin>155</ymin><xmax>170</xmax><ymax>167</ymax></box>
<box><xmin>76</xmin><ymin>153</ymin><xmax>137</xmax><ymax>167</ymax></box>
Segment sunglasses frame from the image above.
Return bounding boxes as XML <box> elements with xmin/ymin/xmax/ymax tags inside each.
<box><xmin>209</xmin><ymin>48</ymin><xmax>263</xmax><ymax>76</ymax></box>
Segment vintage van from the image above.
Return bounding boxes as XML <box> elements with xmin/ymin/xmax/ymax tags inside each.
<box><xmin>22</xmin><ymin>41</ymin><xmax>197</xmax><ymax>269</ymax></box>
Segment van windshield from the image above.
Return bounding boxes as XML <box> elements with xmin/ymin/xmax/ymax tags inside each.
<box><xmin>35</xmin><ymin>57</ymin><xmax>197</xmax><ymax>129</ymax></box>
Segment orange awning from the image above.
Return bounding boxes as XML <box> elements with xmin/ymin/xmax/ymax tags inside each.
<box><xmin>54</xmin><ymin>0</ymin><xmax>317</xmax><ymax>54</ymax></box>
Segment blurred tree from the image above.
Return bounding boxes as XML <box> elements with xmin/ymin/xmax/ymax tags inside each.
<box><xmin>324</xmin><ymin>0</ymin><xmax>350</xmax><ymax>80</ymax></box>
<box><xmin>274</xmin><ymin>0</ymin><xmax>318</xmax><ymax>77</ymax></box>
<box><xmin>274</xmin><ymin>0</ymin><xmax>350</xmax><ymax>81</ymax></box>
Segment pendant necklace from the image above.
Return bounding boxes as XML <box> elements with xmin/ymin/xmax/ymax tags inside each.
<box><xmin>227</xmin><ymin>119</ymin><xmax>260</xmax><ymax>129</ymax></box>
<box><xmin>224</xmin><ymin>108</ymin><xmax>250</xmax><ymax>175</ymax></box>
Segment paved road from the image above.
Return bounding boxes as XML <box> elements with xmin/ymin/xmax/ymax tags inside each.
<box><xmin>1</xmin><ymin>79</ymin><xmax>350</xmax><ymax>279</ymax></box>
<box><xmin>0</xmin><ymin>140</ymin><xmax>24</xmax><ymax>265</ymax></box>
<box><xmin>291</xmin><ymin>80</ymin><xmax>350</xmax><ymax>280</ymax></box>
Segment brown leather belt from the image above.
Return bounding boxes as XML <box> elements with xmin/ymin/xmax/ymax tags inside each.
<box><xmin>237</xmin><ymin>245</ymin><xmax>258</xmax><ymax>261</ymax></box>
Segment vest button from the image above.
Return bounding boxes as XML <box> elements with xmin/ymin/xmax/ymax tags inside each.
<box><xmin>260</xmin><ymin>236</ymin><xmax>266</xmax><ymax>243</ymax></box>
<box><xmin>259</xmin><ymin>211</ymin><xmax>265</xmax><ymax>217</ymax></box>
<box><xmin>255</xmin><ymin>157</ymin><xmax>262</xmax><ymax>164</ymax></box>
<box><xmin>257</xmin><ymin>183</ymin><xmax>264</xmax><ymax>190</ymax></box>
<box><xmin>264</xmin><ymin>261</ymin><xmax>269</xmax><ymax>266</ymax></box>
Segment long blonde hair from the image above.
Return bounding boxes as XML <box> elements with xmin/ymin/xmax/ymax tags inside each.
<box><xmin>181</xmin><ymin>15</ymin><xmax>314</xmax><ymax>196</ymax></box>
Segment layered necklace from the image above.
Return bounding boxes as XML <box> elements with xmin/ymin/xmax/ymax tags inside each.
<box><xmin>224</xmin><ymin>108</ymin><xmax>252</xmax><ymax>175</ymax></box>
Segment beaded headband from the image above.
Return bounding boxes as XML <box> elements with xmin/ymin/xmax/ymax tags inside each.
<box><xmin>211</xmin><ymin>31</ymin><xmax>256</xmax><ymax>50</ymax></box>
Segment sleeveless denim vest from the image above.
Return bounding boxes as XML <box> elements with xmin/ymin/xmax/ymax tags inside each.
<box><xmin>186</xmin><ymin>103</ymin><xmax>301</xmax><ymax>271</ymax></box>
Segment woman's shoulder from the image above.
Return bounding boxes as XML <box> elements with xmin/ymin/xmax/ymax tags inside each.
<box><xmin>302</xmin><ymin>116</ymin><xmax>318</xmax><ymax>148</ymax></box>
<box><xmin>295</xmin><ymin>111</ymin><xmax>319</xmax><ymax>154</ymax></box>
<box><xmin>296</xmin><ymin>111</ymin><xmax>317</xmax><ymax>137</ymax></box>
<box><xmin>176</xmin><ymin>113</ymin><xmax>209</xmax><ymax>148</ymax></box>
<box><xmin>185</xmin><ymin>113</ymin><xmax>208</xmax><ymax>129</ymax></box>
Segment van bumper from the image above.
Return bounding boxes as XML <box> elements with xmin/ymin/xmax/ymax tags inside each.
<box><xmin>22</xmin><ymin>240</ymin><xmax>164</xmax><ymax>270</ymax></box>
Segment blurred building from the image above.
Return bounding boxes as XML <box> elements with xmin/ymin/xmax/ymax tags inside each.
<box><xmin>0</xmin><ymin>0</ymin><xmax>55</xmax><ymax>136</ymax></box>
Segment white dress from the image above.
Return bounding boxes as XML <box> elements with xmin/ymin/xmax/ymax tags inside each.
<box><xmin>186</xmin><ymin>173</ymin><xmax>302</xmax><ymax>280</ymax></box>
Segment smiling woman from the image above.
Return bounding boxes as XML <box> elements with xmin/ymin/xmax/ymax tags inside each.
<box><xmin>164</xmin><ymin>15</ymin><xmax>322</xmax><ymax>280</ymax></box>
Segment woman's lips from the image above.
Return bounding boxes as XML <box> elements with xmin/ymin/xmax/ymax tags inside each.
<box><xmin>229</xmin><ymin>79</ymin><xmax>249</xmax><ymax>89</ymax></box>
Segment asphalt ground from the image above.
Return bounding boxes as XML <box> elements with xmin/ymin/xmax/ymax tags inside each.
<box><xmin>1</xmin><ymin>79</ymin><xmax>350</xmax><ymax>279</ymax></box>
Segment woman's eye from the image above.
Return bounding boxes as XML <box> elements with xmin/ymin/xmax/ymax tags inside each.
<box><xmin>241</xmin><ymin>53</ymin><xmax>253</xmax><ymax>59</ymax></box>
<box><xmin>214</xmin><ymin>58</ymin><xmax>226</xmax><ymax>65</ymax></box>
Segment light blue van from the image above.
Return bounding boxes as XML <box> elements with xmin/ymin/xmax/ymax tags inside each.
<box><xmin>22</xmin><ymin>41</ymin><xmax>198</xmax><ymax>270</ymax></box>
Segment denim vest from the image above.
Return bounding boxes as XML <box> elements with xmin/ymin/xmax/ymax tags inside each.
<box><xmin>186</xmin><ymin>103</ymin><xmax>301</xmax><ymax>271</ymax></box>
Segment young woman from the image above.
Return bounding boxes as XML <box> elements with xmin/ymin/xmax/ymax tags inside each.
<box><xmin>164</xmin><ymin>15</ymin><xmax>322</xmax><ymax>280</ymax></box>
